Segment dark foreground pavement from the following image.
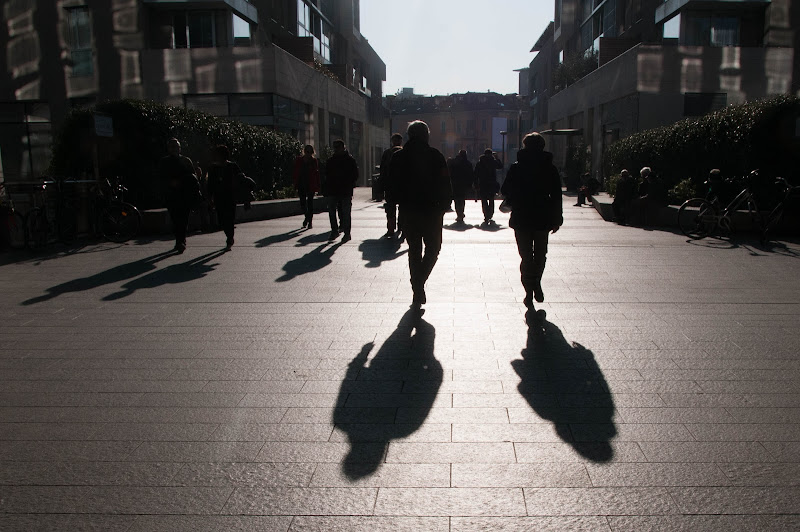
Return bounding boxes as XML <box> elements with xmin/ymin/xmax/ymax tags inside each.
<box><xmin>2</xmin><ymin>188</ymin><xmax>800</xmax><ymax>531</ymax></box>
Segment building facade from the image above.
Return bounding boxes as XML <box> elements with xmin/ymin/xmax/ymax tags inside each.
<box><xmin>387</xmin><ymin>91</ymin><xmax>530</xmax><ymax>176</ymax></box>
<box><xmin>0</xmin><ymin>0</ymin><xmax>388</xmax><ymax>185</ymax></box>
<box><xmin>525</xmin><ymin>0</ymin><xmax>798</xmax><ymax>180</ymax></box>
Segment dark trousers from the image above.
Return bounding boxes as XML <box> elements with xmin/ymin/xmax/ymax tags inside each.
<box><xmin>327</xmin><ymin>195</ymin><xmax>352</xmax><ymax>234</ymax></box>
<box><xmin>481</xmin><ymin>197</ymin><xmax>495</xmax><ymax>221</ymax></box>
<box><xmin>403</xmin><ymin>210</ymin><xmax>444</xmax><ymax>293</ymax></box>
<box><xmin>168</xmin><ymin>204</ymin><xmax>191</xmax><ymax>247</ymax></box>
<box><xmin>514</xmin><ymin>228</ymin><xmax>550</xmax><ymax>297</ymax></box>
<box><xmin>385</xmin><ymin>201</ymin><xmax>402</xmax><ymax>232</ymax></box>
<box><xmin>299</xmin><ymin>194</ymin><xmax>314</xmax><ymax>223</ymax></box>
<box><xmin>453</xmin><ymin>195</ymin><xmax>466</xmax><ymax>221</ymax></box>
<box><xmin>216</xmin><ymin>201</ymin><xmax>235</xmax><ymax>242</ymax></box>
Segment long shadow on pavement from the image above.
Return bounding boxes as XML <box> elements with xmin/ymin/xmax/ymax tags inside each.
<box><xmin>277</xmin><ymin>241</ymin><xmax>343</xmax><ymax>282</ymax></box>
<box><xmin>21</xmin><ymin>249</ymin><xmax>178</xmax><ymax>305</ymax></box>
<box><xmin>103</xmin><ymin>249</ymin><xmax>228</xmax><ymax>300</ymax></box>
<box><xmin>255</xmin><ymin>228</ymin><xmax>305</xmax><ymax>248</ymax></box>
<box><xmin>512</xmin><ymin>316</ymin><xmax>616</xmax><ymax>463</ymax></box>
<box><xmin>358</xmin><ymin>237</ymin><xmax>407</xmax><ymax>268</ymax></box>
<box><xmin>334</xmin><ymin>309</ymin><xmax>441</xmax><ymax>480</ymax></box>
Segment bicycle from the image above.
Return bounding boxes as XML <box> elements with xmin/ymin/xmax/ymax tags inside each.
<box><xmin>94</xmin><ymin>176</ymin><xmax>141</xmax><ymax>243</ymax></box>
<box><xmin>678</xmin><ymin>171</ymin><xmax>798</xmax><ymax>242</ymax></box>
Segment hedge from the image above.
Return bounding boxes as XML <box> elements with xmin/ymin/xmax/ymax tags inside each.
<box><xmin>49</xmin><ymin>99</ymin><xmax>302</xmax><ymax>208</ymax></box>
<box><xmin>604</xmin><ymin>95</ymin><xmax>800</xmax><ymax>203</ymax></box>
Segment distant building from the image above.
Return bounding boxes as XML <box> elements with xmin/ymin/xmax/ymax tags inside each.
<box><xmin>0</xmin><ymin>0</ymin><xmax>388</xmax><ymax>185</ymax></box>
<box><xmin>387</xmin><ymin>91</ymin><xmax>530</xmax><ymax>175</ymax></box>
<box><xmin>523</xmin><ymin>0</ymin><xmax>799</xmax><ymax>181</ymax></box>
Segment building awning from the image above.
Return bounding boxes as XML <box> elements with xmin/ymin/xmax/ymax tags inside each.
<box><xmin>143</xmin><ymin>0</ymin><xmax>258</xmax><ymax>24</ymax></box>
<box><xmin>539</xmin><ymin>128</ymin><xmax>583</xmax><ymax>136</ymax></box>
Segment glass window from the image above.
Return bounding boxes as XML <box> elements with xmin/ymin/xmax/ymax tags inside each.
<box><xmin>185</xmin><ymin>94</ymin><xmax>229</xmax><ymax>116</ymax></box>
<box><xmin>67</xmin><ymin>7</ymin><xmax>93</xmax><ymax>76</ymax></box>
<box><xmin>230</xmin><ymin>94</ymin><xmax>273</xmax><ymax>116</ymax></box>
<box><xmin>663</xmin><ymin>14</ymin><xmax>680</xmax><ymax>40</ymax></box>
<box><xmin>711</xmin><ymin>17</ymin><xmax>739</xmax><ymax>47</ymax></box>
<box><xmin>233</xmin><ymin>13</ymin><xmax>250</xmax><ymax>45</ymax></box>
<box><xmin>188</xmin><ymin>12</ymin><xmax>214</xmax><ymax>47</ymax></box>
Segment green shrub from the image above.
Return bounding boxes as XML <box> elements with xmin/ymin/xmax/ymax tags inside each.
<box><xmin>49</xmin><ymin>99</ymin><xmax>302</xmax><ymax>208</ymax></box>
<box><xmin>606</xmin><ymin>173</ymin><xmax>621</xmax><ymax>197</ymax></box>
<box><xmin>605</xmin><ymin>95</ymin><xmax>800</xmax><ymax>204</ymax></box>
<box><xmin>668</xmin><ymin>178</ymin><xmax>699</xmax><ymax>205</ymax></box>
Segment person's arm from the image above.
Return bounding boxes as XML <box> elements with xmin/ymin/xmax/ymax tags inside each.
<box><xmin>437</xmin><ymin>153</ymin><xmax>451</xmax><ymax>210</ymax></box>
<box><xmin>549</xmin><ymin>166</ymin><xmax>563</xmax><ymax>232</ymax></box>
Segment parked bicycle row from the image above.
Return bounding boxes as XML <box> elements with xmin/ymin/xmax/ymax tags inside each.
<box><xmin>0</xmin><ymin>176</ymin><xmax>141</xmax><ymax>250</ymax></box>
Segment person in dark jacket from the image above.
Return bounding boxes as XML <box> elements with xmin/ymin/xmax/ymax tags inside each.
<box><xmin>324</xmin><ymin>139</ymin><xmax>358</xmax><ymax>242</ymax></box>
<box><xmin>158</xmin><ymin>138</ymin><xmax>198</xmax><ymax>253</ymax></box>
<box><xmin>448</xmin><ymin>149</ymin><xmax>473</xmax><ymax>224</ymax></box>
<box><xmin>611</xmin><ymin>169</ymin><xmax>635</xmax><ymax>225</ymax></box>
<box><xmin>380</xmin><ymin>133</ymin><xmax>404</xmax><ymax>238</ymax></box>
<box><xmin>292</xmin><ymin>144</ymin><xmax>321</xmax><ymax>229</ymax></box>
<box><xmin>390</xmin><ymin>120</ymin><xmax>451</xmax><ymax>309</ymax></box>
<box><xmin>474</xmin><ymin>148</ymin><xmax>503</xmax><ymax>224</ymax></box>
<box><xmin>500</xmin><ymin>132</ymin><xmax>563</xmax><ymax>310</ymax></box>
<box><xmin>207</xmin><ymin>144</ymin><xmax>241</xmax><ymax>251</ymax></box>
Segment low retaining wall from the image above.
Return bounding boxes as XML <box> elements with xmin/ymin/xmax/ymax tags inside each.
<box><xmin>141</xmin><ymin>197</ymin><xmax>328</xmax><ymax>235</ymax></box>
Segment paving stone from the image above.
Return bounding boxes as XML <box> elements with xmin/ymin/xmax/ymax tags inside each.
<box><xmin>3</xmin><ymin>190</ymin><xmax>800</xmax><ymax>523</ymax></box>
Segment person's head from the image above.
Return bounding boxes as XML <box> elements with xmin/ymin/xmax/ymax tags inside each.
<box><xmin>620</xmin><ymin>169</ymin><xmax>630</xmax><ymax>179</ymax></box>
<box><xmin>214</xmin><ymin>144</ymin><xmax>230</xmax><ymax>162</ymax></box>
<box><xmin>406</xmin><ymin>120</ymin><xmax>430</xmax><ymax>143</ymax></box>
<box><xmin>390</xmin><ymin>133</ymin><xmax>403</xmax><ymax>147</ymax></box>
<box><xmin>640</xmin><ymin>166</ymin><xmax>652</xmax><ymax>179</ymax></box>
<box><xmin>458</xmin><ymin>149</ymin><xmax>467</xmax><ymax>158</ymax></box>
<box><xmin>303</xmin><ymin>144</ymin><xmax>315</xmax><ymax>157</ymax></box>
<box><xmin>709</xmin><ymin>168</ymin><xmax>721</xmax><ymax>181</ymax></box>
<box><xmin>167</xmin><ymin>138</ymin><xmax>181</xmax><ymax>156</ymax></box>
<box><xmin>522</xmin><ymin>132</ymin><xmax>545</xmax><ymax>151</ymax></box>
<box><xmin>484</xmin><ymin>148</ymin><xmax>493</xmax><ymax>157</ymax></box>
<box><xmin>333</xmin><ymin>139</ymin><xmax>345</xmax><ymax>153</ymax></box>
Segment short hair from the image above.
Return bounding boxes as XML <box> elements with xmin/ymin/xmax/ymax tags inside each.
<box><xmin>458</xmin><ymin>149</ymin><xmax>467</xmax><ymax>157</ymax></box>
<box><xmin>406</xmin><ymin>120</ymin><xmax>430</xmax><ymax>142</ymax></box>
<box><xmin>640</xmin><ymin>166</ymin><xmax>652</xmax><ymax>177</ymax></box>
<box><xmin>522</xmin><ymin>132</ymin><xmax>545</xmax><ymax>151</ymax></box>
<box><xmin>620</xmin><ymin>169</ymin><xmax>630</xmax><ymax>178</ymax></box>
<box><xmin>333</xmin><ymin>139</ymin><xmax>345</xmax><ymax>149</ymax></box>
<box><xmin>484</xmin><ymin>148</ymin><xmax>493</xmax><ymax>156</ymax></box>
<box><xmin>390</xmin><ymin>133</ymin><xmax>403</xmax><ymax>145</ymax></box>
<box><xmin>303</xmin><ymin>144</ymin><xmax>315</xmax><ymax>154</ymax></box>
<box><xmin>214</xmin><ymin>144</ymin><xmax>230</xmax><ymax>160</ymax></box>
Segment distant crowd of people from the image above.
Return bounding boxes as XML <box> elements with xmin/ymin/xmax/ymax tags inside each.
<box><xmin>157</xmin><ymin>122</ymin><xmax>564</xmax><ymax>313</ymax></box>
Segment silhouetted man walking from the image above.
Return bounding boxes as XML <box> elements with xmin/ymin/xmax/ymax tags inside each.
<box><xmin>380</xmin><ymin>133</ymin><xmax>404</xmax><ymax>238</ymax></box>
<box><xmin>324</xmin><ymin>139</ymin><xmax>358</xmax><ymax>242</ymax></box>
<box><xmin>158</xmin><ymin>138</ymin><xmax>198</xmax><ymax>253</ymax></box>
<box><xmin>448</xmin><ymin>149</ymin><xmax>473</xmax><ymax>224</ymax></box>
<box><xmin>390</xmin><ymin>120</ymin><xmax>451</xmax><ymax>308</ymax></box>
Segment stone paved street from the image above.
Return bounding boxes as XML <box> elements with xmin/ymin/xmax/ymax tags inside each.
<box><xmin>2</xmin><ymin>188</ymin><xmax>800</xmax><ymax>531</ymax></box>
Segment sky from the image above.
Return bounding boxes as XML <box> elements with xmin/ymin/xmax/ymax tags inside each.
<box><xmin>360</xmin><ymin>0</ymin><xmax>554</xmax><ymax>97</ymax></box>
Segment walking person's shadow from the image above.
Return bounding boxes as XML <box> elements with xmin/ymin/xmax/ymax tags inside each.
<box><xmin>512</xmin><ymin>316</ymin><xmax>616</xmax><ymax>462</ymax></box>
<box><xmin>358</xmin><ymin>238</ymin><xmax>407</xmax><ymax>268</ymax></box>
<box><xmin>21</xmin><ymin>249</ymin><xmax>177</xmax><ymax>305</ymax></box>
<box><xmin>103</xmin><ymin>249</ymin><xmax>228</xmax><ymax>300</ymax></box>
<box><xmin>254</xmin><ymin>228</ymin><xmax>305</xmax><ymax>248</ymax></box>
<box><xmin>277</xmin><ymin>241</ymin><xmax>343</xmax><ymax>282</ymax></box>
<box><xmin>333</xmin><ymin>310</ymin><xmax>441</xmax><ymax>479</ymax></box>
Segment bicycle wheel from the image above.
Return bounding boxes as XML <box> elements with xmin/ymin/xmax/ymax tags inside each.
<box><xmin>761</xmin><ymin>203</ymin><xmax>784</xmax><ymax>242</ymax></box>
<box><xmin>25</xmin><ymin>207</ymin><xmax>49</xmax><ymax>250</ymax></box>
<box><xmin>678</xmin><ymin>198</ymin><xmax>717</xmax><ymax>239</ymax></box>
<box><xmin>99</xmin><ymin>202</ymin><xmax>141</xmax><ymax>243</ymax></box>
<box><xmin>57</xmin><ymin>205</ymin><xmax>78</xmax><ymax>244</ymax></box>
<box><xmin>6</xmin><ymin>210</ymin><xmax>26</xmax><ymax>249</ymax></box>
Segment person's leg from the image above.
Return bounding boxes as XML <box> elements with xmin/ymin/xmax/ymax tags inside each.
<box><xmin>171</xmin><ymin>205</ymin><xmax>189</xmax><ymax>250</ymax></box>
<box><xmin>220</xmin><ymin>202</ymin><xmax>235</xmax><ymax>246</ymax></box>
<box><xmin>486</xmin><ymin>196</ymin><xmax>494</xmax><ymax>220</ymax></box>
<box><xmin>299</xmin><ymin>194</ymin><xmax>309</xmax><ymax>226</ymax></box>
<box><xmin>531</xmin><ymin>229</ymin><xmax>550</xmax><ymax>302</ymax></box>
<box><xmin>386</xmin><ymin>201</ymin><xmax>397</xmax><ymax>234</ymax></box>
<box><xmin>403</xmin><ymin>211</ymin><xmax>425</xmax><ymax>303</ymax></box>
<box><xmin>306</xmin><ymin>194</ymin><xmax>314</xmax><ymax>227</ymax></box>
<box><xmin>327</xmin><ymin>196</ymin><xmax>338</xmax><ymax>237</ymax></box>
<box><xmin>419</xmin><ymin>212</ymin><xmax>444</xmax><ymax>284</ymax></box>
<box><xmin>340</xmin><ymin>195</ymin><xmax>352</xmax><ymax>238</ymax></box>
<box><xmin>454</xmin><ymin>196</ymin><xmax>466</xmax><ymax>222</ymax></box>
<box><xmin>481</xmin><ymin>197</ymin><xmax>491</xmax><ymax>221</ymax></box>
<box><xmin>514</xmin><ymin>228</ymin><xmax>535</xmax><ymax>307</ymax></box>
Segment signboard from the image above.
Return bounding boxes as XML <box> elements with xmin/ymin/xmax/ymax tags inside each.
<box><xmin>94</xmin><ymin>113</ymin><xmax>113</xmax><ymax>137</ymax></box>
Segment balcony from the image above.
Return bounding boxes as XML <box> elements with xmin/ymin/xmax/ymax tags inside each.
<box><xmin>142</xmin><ymin>0</ymin><xmax>258</xmax><ymax>24</ymax></box>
